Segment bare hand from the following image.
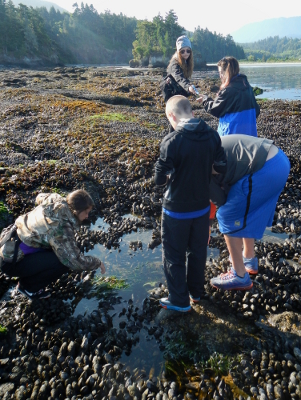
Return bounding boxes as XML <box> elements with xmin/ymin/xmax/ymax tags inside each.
<box><xmin>99</xmin><ymin>261</ymin><xmax>106</xmax><ymax>274</ymax></box>
<box><xmin>196</xmin><ymin>95</ymin><xmax>204</xmax><ymax>102</ymax></box>
<box><xmin>189</xmin><ymin>85</ymin><xmax>199</xmax><ymax>96</ymax></box>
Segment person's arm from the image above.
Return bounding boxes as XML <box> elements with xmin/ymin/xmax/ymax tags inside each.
<box><xmin>170</xmin><ymin>62</ymin><xmax>191</xmax><ymax>93</ymax></box>
<box><xmin>209</xmin><ymin>177</ymin><xmax>227</xmax><ymax>207</ymax></box>
<box><xmin>210</xmin><ymin>136</ymin><xmax>228</xmax><ymax>206</ymax></box>
<box><xmin>49</xmin><ymin>221</ymin><xmax>105</xmax><ymax>273</ymax></box>
<box><xmin>213</xmin><ymin>135</ymin><xmax>227</xmax><ymax>175</ymax></box>
<box><xmin>202</xmin><ymin>88</ymin><xmax>233</xmax><ymax>118</ymax></box>
<box><xmin>255</xmin><ymin>98</ymin><xmax>260</xmax><ymax>118</ymax></box>
<box><xmin>154</xmin><ymin>138</ymin><xmax>175</xmax><ymax>186</ymax></box>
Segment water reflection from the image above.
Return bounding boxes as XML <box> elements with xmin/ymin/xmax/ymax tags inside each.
<box><xmin>74</xmin><ymin>217</ymin><xmax>293</xmax><ymax>376</ymax></box>
<box><xmin>200</xmin><ymin>63</ymin><xmax>301</xmax><ymax>100</ymax></box>
<box><xmin>84</xmin><ymin>217</ymin><xmax>292</xmax><ymax>306</ymax></box>
<box><xmin>240</xmin><ymin>63</ymin><xmax>301</xmax><ymax>100</ymax></box>
<box><xmin>87</xmin><ymin>217</ymin><xmax>221</xmax><ymax>296</ymax></box>
<box><xmin>74</xmin><ymin>217</ymin><xmax>220</xmax><ymax>375</ymax></box>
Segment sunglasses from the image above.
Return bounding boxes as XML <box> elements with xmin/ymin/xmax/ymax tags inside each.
<box><xmin>180</xmin><ymin>49</ymin><xmax>191</xmax><ymax>55</ymax></box>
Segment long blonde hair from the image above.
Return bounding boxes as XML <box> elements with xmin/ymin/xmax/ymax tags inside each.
<box><xmin>217</xmin><ymin>56</ymin><xmax>239</xmax><ymax>89</ymax></box>
<box><xmin>168</xmin><ymin>50</ymin><xmax>194</xmax><ymax>79</ymax></box>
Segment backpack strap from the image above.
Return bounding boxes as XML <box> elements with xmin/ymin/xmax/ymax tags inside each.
<box><xmin>0</xmin><ymin>224</ymin><xmax>19</xmax><ymax>268</ymax></box>
<box><xmin>0</xmin><ymin>224</ymin><xmax>17</xmax><ymax>247</ymax></box>
<box><xmin>12</xmin><ymin>234</ymin><xmax>21</xmax><ymax>266</ymax></box>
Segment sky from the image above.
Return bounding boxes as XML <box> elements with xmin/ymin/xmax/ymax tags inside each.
<box><xmin>54</xmin><ymin>0</ymin><xmax>301</xmax><ymax>36</ymax></box>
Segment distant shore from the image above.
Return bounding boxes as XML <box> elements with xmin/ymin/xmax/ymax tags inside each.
<box><xmin>207</xmin><ymin>61</ymin><xmax>301</xmax><ymax>66</ymax></box>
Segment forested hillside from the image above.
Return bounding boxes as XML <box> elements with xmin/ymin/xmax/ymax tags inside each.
<box><xmin>132</xmin><ymin>11</ymin><xmax>244</xmax><ymax>67</ymax></box>
<box><xmin>191</xmin><ymin>28</ymin><xmax>245</xmax><ymax>64</ymax></box>
<box><xmin>242</xmin><ymin>36</ymin><xmax>301</xmax><ymax>62</ymax></box>
<box><xmin>0</xmin><ymin>0</ymin><xmax>245</xmax><ymax>67</ymax></box>
<box><xmin>0</xmin><ymin>1</ymin><xmax>137</xmax><ymax>65</ymax></box>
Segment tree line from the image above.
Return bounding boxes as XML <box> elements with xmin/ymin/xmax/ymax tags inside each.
<box><xmin>132</xmin><ymin>10</ymin><xmax>245</xmax><ymax>66</ymax></box>
<box><xmin>0</xmin><ymin>1</ymin><xmax>137</xmax><ymax>64</ymax></box>
<box><xmin>0</xmin><ymin>1</ymin><xmax>245</xmax><ymax>66</ymax></box>
<box><xmin>242</xmin><ymin>36</ymin><xmax>301</xmax><ymax>62</ymax></box>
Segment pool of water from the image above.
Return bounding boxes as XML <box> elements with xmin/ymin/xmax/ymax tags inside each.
<box><xmin>86</xmin><ymin>216</ymin><xmax>223</xmax><ymax>297</ymax></box>
<box><xmin>2</xmin><ymin>215</ymin><xmax>292</xmax><ymax>378</ymax></box>
<box><xmin>78</xmin><ymin>216</ymin><xmax>292</xmax><ymax>310</ymax></box>
<box><xmin>72</xmin><ymin>217</ymin><xmax>221</xmax><ymax>376</ymax></box>
<box><xmin>71</xmin><ymin>216</ymin><xmax>293</xmax><ymax>376</ymax></box>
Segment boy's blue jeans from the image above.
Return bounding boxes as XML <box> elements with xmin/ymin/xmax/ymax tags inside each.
<box><xmin>161</xmin><ymin>211</ymin><xmax>209</xmax><ymax>307</ymax></box>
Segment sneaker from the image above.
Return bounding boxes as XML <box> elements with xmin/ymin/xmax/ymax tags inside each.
<box><xmin>189</xmin><ymin>295</ymin><xmax>200</xmax><ymax>303</ymax></box>
<box><xmin>243</xmin><ymin>257</ymin><xmax>258</xmax><ymax>275</ymax></box>
<box><xmin>229</xmin><ymin>255</ymin><xmax>259</xmax><ymax>275</ymax></box>
<box><xmin>190</xmin><ymin>293</ymin><xmax>209</xmax><ymax>303</ymax></box>
<box><xmin>159</xmin><ymin>297</ymin><xmax>191</xmax><ymax>312</ymax></box>
<box><xmin>210</xmin><ymin>267</ymin><xmax>253</xmax><ymax>290</ymax></box>
<box><xmin>17</xmin><ymin>283</ymin><xmax>51</xmax><ymax>300</ymax></box>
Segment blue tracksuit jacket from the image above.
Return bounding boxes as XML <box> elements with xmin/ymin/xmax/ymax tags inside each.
<box><xmin>203</xmin><ymin>74</ymin><xmax>260</xmax><ymax>137</ymax></box>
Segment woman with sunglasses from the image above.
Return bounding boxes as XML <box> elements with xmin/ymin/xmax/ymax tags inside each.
<box><xmin>166</xmin><ymin>35</ymin><xmax>199</xmax><ymax>98</ymax></box>
<box><xmin>165</xmin><ymin>36</ymin><xmax>199</xmax><ymax>132</ymax></box>
<box><xmin>199</xmin><ymin>56</ymin><xmax>260</xmax><ymax>137</ymax></box>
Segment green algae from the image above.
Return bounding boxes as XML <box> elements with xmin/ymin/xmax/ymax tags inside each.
<box><xmin>92</xmin><ymin>275</ymin><xmax>129</xmax><ymax>293</ymax></box>
<box><xmin>90</xmin><ymin>112</ymin><xmax>136</xmax><ymax>122</ymax></box>
<box><xmin>205</xmin><ymin>352</ymin><xmax>233</xmax><ymax>376</ymax></box>
<box><xmin>0</xmin><ymin>202</ymin><xmax>11</xmax><ymax>217</ymax></box>
<box><xmin>0</xmin><ymin>325</ymin><xmax>7</xmax><ymax>334</ymax></box>
<box><xmin>253</xmin><ymin>86</ymin><xmax>264</xmax><ymax>96</ymax></box>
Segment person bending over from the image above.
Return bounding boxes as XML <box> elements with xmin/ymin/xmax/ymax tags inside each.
<box><xmin>0</xmin><ymin>189</ymin><xmax>105</xmax><ymax>299</ymax></box>
<box><xmin>209</xmin><ymin>134</ymin><xmax>290</xmax><ymax>290</ymax></box>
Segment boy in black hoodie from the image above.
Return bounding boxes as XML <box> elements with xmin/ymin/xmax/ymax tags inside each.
<box><xmin>154</xmin><ymin>95</ymin><xmax>227</xmax><ymax>312</ymax></box>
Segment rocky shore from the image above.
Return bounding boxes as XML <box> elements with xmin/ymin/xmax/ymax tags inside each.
<box><xmin>0</xmin><ymin>66</ymin><xmax>301</xmax><ymax>399</ymax></box>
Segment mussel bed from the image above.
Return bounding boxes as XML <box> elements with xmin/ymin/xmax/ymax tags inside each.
<box><xmin>0</xmin><ymin>66</ymin><xmax>301</xmax><ymax>399</ymax></box>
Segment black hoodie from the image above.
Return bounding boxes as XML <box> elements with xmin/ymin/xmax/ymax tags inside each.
<box><xmin>154</xmin><ymin>118</ymin><xmax>227</xmax><ymax>213</ymax></box>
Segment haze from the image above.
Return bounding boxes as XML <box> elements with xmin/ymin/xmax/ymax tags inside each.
<box><xmin>53</xmin><ymin>0</ymin><xmax>301</xmax><ymax>36</ymax></box>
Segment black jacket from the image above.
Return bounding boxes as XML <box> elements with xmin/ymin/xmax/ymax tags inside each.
<box><xmin>203</xmin><ymin>74</ymin><xmax>260</xmax><ymax>137</ymax></box>
<box><xmin>154</xmin><ymin>118</ymin><xmax>227</xmax><ymax>213</ymax></box>
<box><xmin>167</xmin><ymin>57</ymin><xmax>191</xmax><ymax>96</ymax></box>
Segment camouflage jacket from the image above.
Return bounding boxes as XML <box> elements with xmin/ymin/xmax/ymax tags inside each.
<box><xmin>15</xmin><ymin>193</ymin><xmax>101</xmax><ymax>272</ymax></box>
